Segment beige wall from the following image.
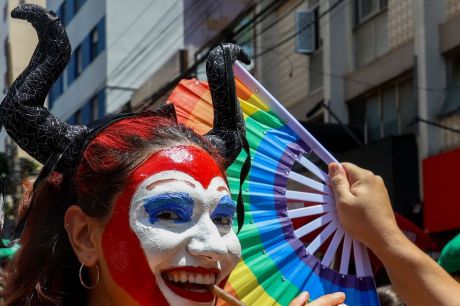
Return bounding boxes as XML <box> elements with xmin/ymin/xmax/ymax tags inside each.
<box><xmin>388</xmin><ymin>0</ymin><xmax>415</xmax><ymax>49</ymax></box>
<box><xmin>7</xmin><ymin>0</ymin><xmax>45</xmax><ymax>81</ymax></box>
<box><xmin>447</xmin><ymin>0</ymin><xmax>460</xmax><ymax>19</ymax></box>
<box><xmin>6</xmin><ymin>0</ymin><xmax>45</xmax><ymax>161</ymax></box>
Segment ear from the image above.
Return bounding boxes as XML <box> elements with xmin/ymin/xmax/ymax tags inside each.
<box><xmin>64</xmin><ymin>205</ymin><xmax>100</xmax><ymax>266</ymax></box>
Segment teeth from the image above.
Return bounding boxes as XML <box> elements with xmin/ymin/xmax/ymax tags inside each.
<box><xmin>164</xmin><ymin>271</ymin><xmax>217</xmax><ymax>285</ymax></box>
<box><xmin>195</xmin><ymin>274</ymin><xmax>204</xmax><ymax>284</ymax></box>
<box><xmin>173</xmin><ymin>272</ymin><xmax>180</xmax><ymax>283</ymax></box>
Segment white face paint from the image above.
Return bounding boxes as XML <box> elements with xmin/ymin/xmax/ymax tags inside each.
<box><xmin>129</xmin><ymin>170</ymin><xmax>241</xmax><ymax>306</ymax></box>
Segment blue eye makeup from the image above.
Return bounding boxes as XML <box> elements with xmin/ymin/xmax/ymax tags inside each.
<box><xmin>143</xmin><ymin>192</ymin><xmax>194</xmax><ymax>224</ymax></box>
<box><xmin>211</xmin><ymin>195</ymin><xmax>236</xmax><ymax>226</ymax></box>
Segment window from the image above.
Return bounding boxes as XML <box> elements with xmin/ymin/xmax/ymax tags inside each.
<box><xmin>59</xmin><ymin>1</ymin><xmax>67</xmax><ymax>26</ymax></box>
<box><xmin>354</xmin><ymin>6</ymin><xmax>388</xmax><ymax>67</ymax></box>
<box><xmin>73</xmin><ymin>0</ymin><xmax>81</xmax><ymax>14</ymax></box>
<box><xmin>441</xmin><ymin>53</ymin><xmax>460</xmax><ymax>115</ymax></box>
<box><xmin>355</xmin><ymin>0</ymin><xmax>387</xmax><ymax>25</ymax></box>
<box><xmin>90</xmin><ymin>27</ymin><xmax>98</xmax><ymax>61</ymax></box>
<box><xmin>75</xmin><ymin>109</ymin><xmax>82</xmax><ymax>124</ymax></box>
<box><xmin>90</xmin><ymin>95</ymin><xmax>98</xmax><ymax>121</ymax></box>
<box><xmin>75</xmin><ymin>46</ymin><xmax>82</xmax><ymax>77</ymax></box>
<box><xmin>349</xmin><ymin>77</ymin><xmax>417</xmax><ymax>144</ymax></box>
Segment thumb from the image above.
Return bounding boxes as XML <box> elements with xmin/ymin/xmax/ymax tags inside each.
<box><xmin>309</xmin><ymin>292</ymin><xmax>346</xmax><ymax>306</ymax></box>
<box><xmin>288</xmin><ymin>292</ymin><xmax>310</xmax><ymax>306</ymax></box>
<box><xmin>328</xmin><ymin>163</ymin><xmax>351</xmax><ymax>202</ymax></box>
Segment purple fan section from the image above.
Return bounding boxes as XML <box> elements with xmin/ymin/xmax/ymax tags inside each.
<box><xmin>274</xmin><ymin>141</ymin><xmax>376</xmax><ymax>291</ymax></box>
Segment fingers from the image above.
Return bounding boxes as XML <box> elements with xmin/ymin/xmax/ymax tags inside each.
<box><xmin>328</xmin><ymin>163</ymin><xmax>351</xmax><ymax>203</ymax></box>
<box><xmin>309</xmin><ymin>292</ymin><xmax>346</xmax><ymax>306</ymax></box>
<box><xmin>288</xmin><ymin>292</ymin><xmax>310</xmax><ymax>306</ymax></box>
<box><xmin>340</xmin><ymin>162</ymin><xmax>373</xmax><ymax>184</ymax></box>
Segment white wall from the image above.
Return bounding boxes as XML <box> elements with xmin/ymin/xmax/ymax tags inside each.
<box><xmin>105</xmin><ymin>0</ymin><xmax>184</xmax><ymax>113</ymax></box>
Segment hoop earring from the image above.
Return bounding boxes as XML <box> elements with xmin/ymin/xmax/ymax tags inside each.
<box><xmin>79</xmin><ymin>262</ymin><xmax>100</xmax><ymax>289</ymax></box>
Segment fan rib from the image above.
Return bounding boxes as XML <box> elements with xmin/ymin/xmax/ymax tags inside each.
<box><xmin>294</xmin><ymin>213</ymin><xmax>334</xmax><ymax>239</ymax></box>
<box><xmin>321</xmin><ymin>227</ymin><xmax>345</xmax><ymax>267</ymax></box>
<box><xmin>287</xmin><ymin>204</ymin><xmax>332</xmax><ymax>219</ymax></box>
<box><xmin>288</xmin><ymin>171</ymin><xmax>332</xmax><ymax>194</ymax></box>
<box><xmin>353</xmin><ymin>239</ymin><xmax>366</xmax><ymax>277</ymax></box>
<box><xmin>362</xmin><ymin>244</ymin><xmax>373</xmax><ymax>276</ymax></box>
<box><xmin>285</xmin><ymin>191</ymin><xmax>333</xmax><ymax>204</ymax></box>
<box><xmin>297</xmin><ymin>156</ymin><xmax>329</xmax><ymax>183</ymax></box>
<box><xmin>305</xmin><ymin>221</ymin><xmax>338</xmax><ymax>255</ymax></box>
<box><xmin>340</xmin><ymin>234</ymin><xmax>352</xmax><ymax>274</ymax></box>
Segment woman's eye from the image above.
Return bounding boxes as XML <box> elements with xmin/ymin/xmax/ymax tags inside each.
<box><xmin>156</xmin><ymin>211</ymin><xmax>180</xmax><ymax>221</ymax></box>
<box><xmin>213</xmin><ymin>215</ymin><xmax>233</xmax><ymax>226</ymax></box>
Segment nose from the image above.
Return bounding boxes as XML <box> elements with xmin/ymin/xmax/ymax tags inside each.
<box><xmin>187</xmin><ymin>218</ymin><xmax>227</xmax><ymax>261</ymax></box>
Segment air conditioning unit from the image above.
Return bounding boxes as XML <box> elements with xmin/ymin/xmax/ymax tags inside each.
<box><xmin>295</xmin><ymin>10</ymin><xmax>316</xmax><ymax>55</ymax></box>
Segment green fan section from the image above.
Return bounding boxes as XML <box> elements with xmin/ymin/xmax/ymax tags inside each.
<box><xmin>227</xmin><ymin>109</ymin><xmax>302</xmax><ymax>305</ymax></box>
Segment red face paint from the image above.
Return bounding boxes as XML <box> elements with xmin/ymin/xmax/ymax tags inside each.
<box><xmin>102</xmin><ymin>146</ymin><xmax>226</xmax><ymax>305</ymax></box>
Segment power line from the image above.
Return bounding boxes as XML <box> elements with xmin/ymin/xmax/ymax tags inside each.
<box><xmin>138</xmin><ymin>0</ymin><xmax>346</xmax><ymax>110</ymax></box>
<box><xmin>255</xmin><ymin>0</ymin><xmax>349</xmax><ymax>78</ymax></box>
<box><xmin>253</xmin><ymin>0</ymin><xmax>457</xmax><ymax>97</ymax></box>
<box><xmin>111</xmin><ymin>0</ymin><xmax>277</xmax><ymax>104</ymax></box>
<box><xmin>254</xmin><ymin>0</ymin><xmax>345</xmax><ymax>59</ymax></box>
<box><xmin>107</xmin><ymin>0</ymin><xmax>226</xmax><ymax>104</ymax></box>
<box><xmin>105</xmin><ymin>0</ymin><xmax>159</xmax><ymax>51</ymax></box>
<box><xmin>112</xmin><ymin>0</ymin><xmax>222</xmax><ymax>88</ymax></box>
<box><xmin>106</xmin><ymin>0</ymin><xmax>186</xmax><ymax>82</ymax></box>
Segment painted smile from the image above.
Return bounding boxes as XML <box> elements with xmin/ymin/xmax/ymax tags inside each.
<box><xmin>161</xmin><ymin>266</ymin><xmax>220</xmax><ymax>303</ymax></box>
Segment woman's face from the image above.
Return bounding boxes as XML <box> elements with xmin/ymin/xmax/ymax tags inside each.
<box><xmin>101</xmin><ymin>146</ymin><xmax>241</xmax><ymax>306</ymax></box>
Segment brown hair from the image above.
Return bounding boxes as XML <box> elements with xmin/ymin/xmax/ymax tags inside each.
<box><xmin>3</xmin><ymin>112</ymin><xmax>223</xmax><ymax>306</ymax></box>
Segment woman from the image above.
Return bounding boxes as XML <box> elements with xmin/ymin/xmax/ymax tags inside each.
<box><xmin>1</xmin><ymin>4</ymin><xmax>346</xmax><ymax>306</ymax></box>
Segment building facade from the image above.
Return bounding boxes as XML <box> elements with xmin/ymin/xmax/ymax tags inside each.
<box><xmin>47</xmin><ymin>0</ymin><xmax>184</xmax><ymax>123</ymax></box>
<box><xmin>132</xmin><ymin>0</ymin><xmax>460</xmax><ymax>237</ymax></box>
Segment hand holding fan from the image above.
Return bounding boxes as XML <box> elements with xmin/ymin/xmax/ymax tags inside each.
<box><xmin>168</xmin><ymin>62</ymin><xmax>380</xmax><ymax>306</ymax></box>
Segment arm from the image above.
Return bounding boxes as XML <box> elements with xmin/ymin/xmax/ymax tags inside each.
<box><xmin>328</xmin><ymin>162</ymin><xmax>460</xmax><ymax>306</ymax></box>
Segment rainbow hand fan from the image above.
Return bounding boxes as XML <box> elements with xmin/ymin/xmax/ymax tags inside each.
<box><xmin>168</xmin><ymin>62</ymin><xmax>380</xmax><ymax>306</ymax></box>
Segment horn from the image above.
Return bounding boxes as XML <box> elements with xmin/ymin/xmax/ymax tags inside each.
<box><xmin>0</xmin><ymin>4</ymin><xmax>89</xmax><ymax>173</ymax></box>
<box><xmin>205</xmin><ymin>43</ymin><xmax>250</xmax><ymax>168</ymax></box>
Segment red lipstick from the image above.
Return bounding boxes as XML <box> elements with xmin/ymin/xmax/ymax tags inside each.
<box><xmin>161</xmin><ymin>266</ymin><xmax>220</xmax><ymax>303</ymax></box>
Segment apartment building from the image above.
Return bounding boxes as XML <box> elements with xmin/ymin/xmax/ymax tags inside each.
<box><xmin>47</xmin><ymin>0</ymin><xmax>184</xmax><ymax>123</ymax></box>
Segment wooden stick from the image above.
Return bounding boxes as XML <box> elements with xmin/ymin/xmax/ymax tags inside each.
<box><xmin>211</xmin><ymin>284</ymin><xmax>246</xmax><ymax>306</ymax></box>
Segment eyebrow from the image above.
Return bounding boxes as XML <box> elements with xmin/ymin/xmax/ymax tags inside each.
<box><xmin>144</xmin><ymin>192</ymin><xmax>194</xmax><ymax>223</ymax></box>
<box><xmin>218</xmin><ymin>195</ymin><xmax>236</xmax><ymax>207</ymax></box>
<box><xmin>146</xmin><ymin>179</ymin><xmax>196</xmax><ymax>190</ymax></box>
